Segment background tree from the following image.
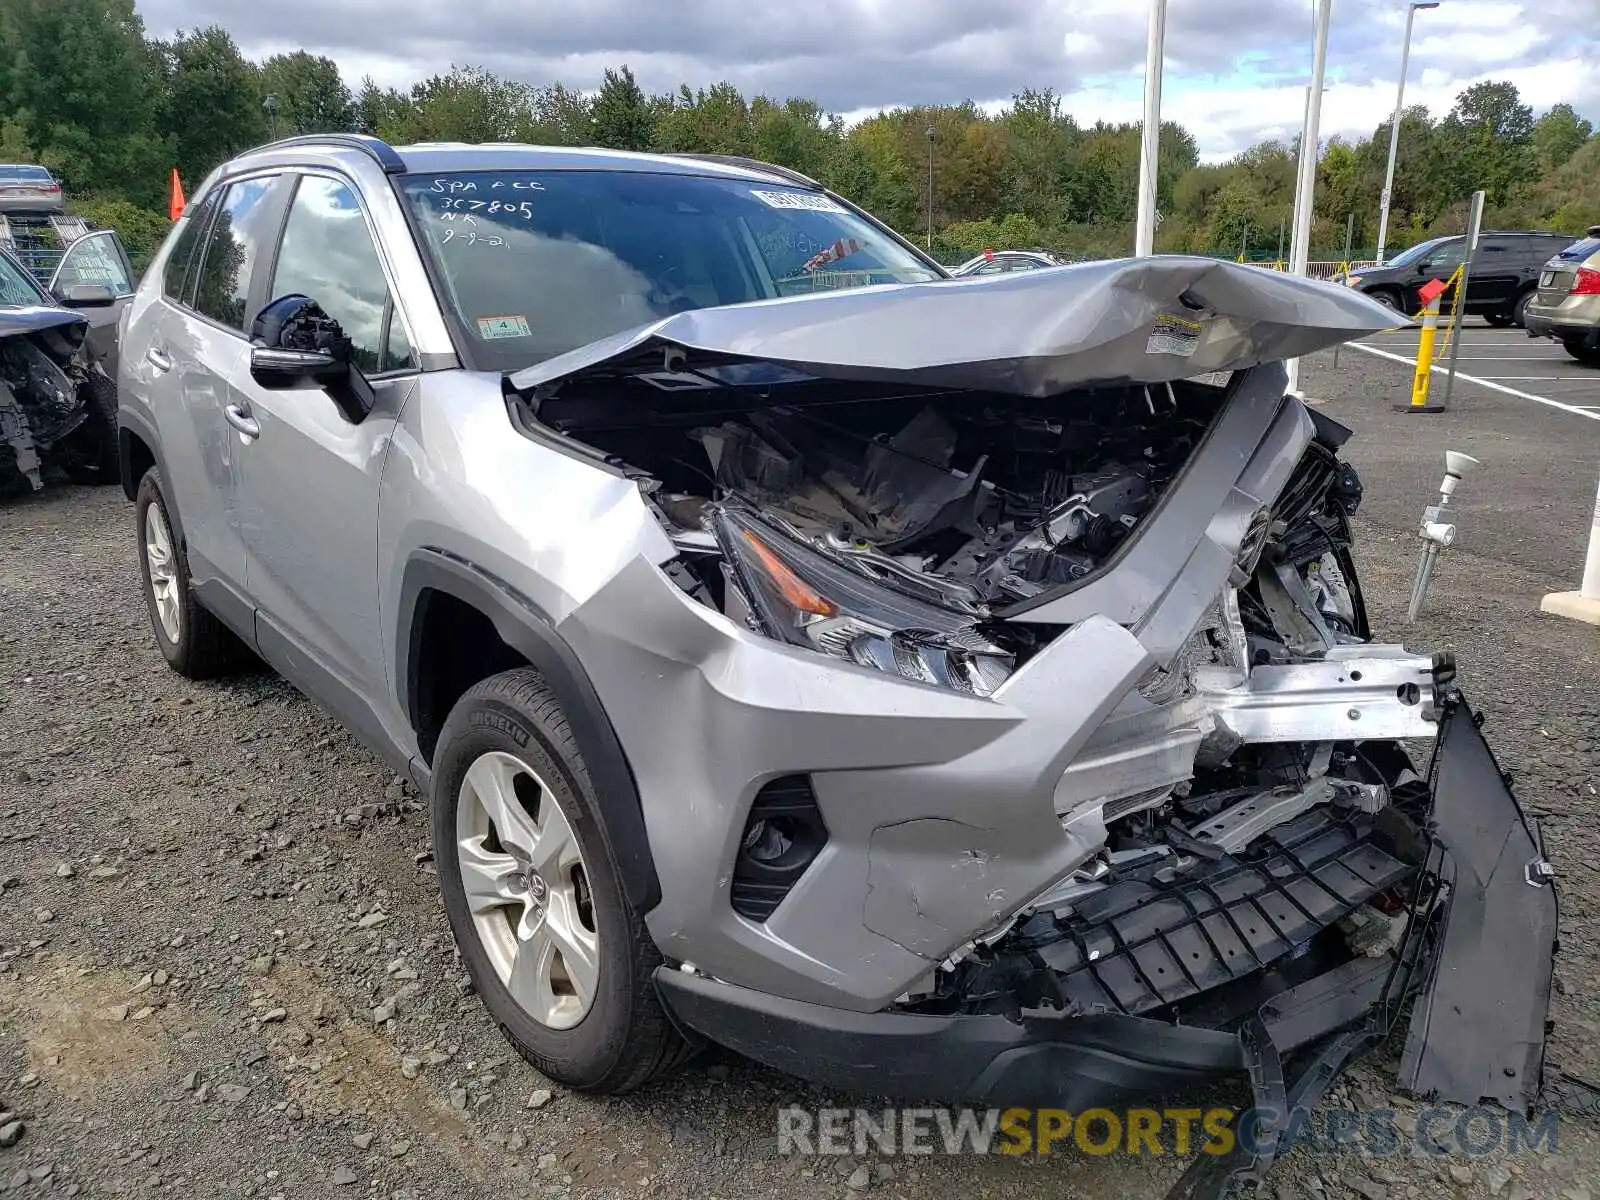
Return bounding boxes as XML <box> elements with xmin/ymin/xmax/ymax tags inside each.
<box><xmin>1533</xmin><ymin>103</ymin><xmax>1593</xmax><ymax>171</ymax></box>
<box><xmin>259</xmin><ymin>51</ymin><xmax>354</xmax><ymax>135</ymax></box>
<box><xmin>0</xmin><ymin>2</ymin><xmax>1593</xmax><ymax>266</ymax></box>
<box><xmin>155</xmin><ymin>27</ymin><xmax>264</xmax><ymax>188</ymax></box>
<box><xmin>590</xmin><ymin>66</ymin><xmax>653</xmax><ymax>151</ymax></box>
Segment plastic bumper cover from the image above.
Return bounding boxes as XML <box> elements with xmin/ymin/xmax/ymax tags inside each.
<box><xmin>655</xmin><ymin>693</ymin><xmax>1557</xmax><ymax>1117</ymax></box>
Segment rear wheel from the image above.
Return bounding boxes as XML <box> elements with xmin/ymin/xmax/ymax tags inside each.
<box><xmin>135</xmin><ymin>466</ymin><xmax>250</xmax><ymax>678</ymax></box>
<box><xmin>1483</xmin><ymin>311</ymin><xmax>1513</xmax><ymax>328</ymax></box>
<box><xmin>1510</xmin><ymin>289</ymin><xmax>1534</xmax><ymax>329</ymax></box>
<box><xmin>432</xmin><ymin>668</ymin><xmax>689</xmax><ymax>1093</ymax></box>
<box><xmin>1563</xmin><ymin>339</ymin><xmax>1600</xmax><ymax>367</ymax></box>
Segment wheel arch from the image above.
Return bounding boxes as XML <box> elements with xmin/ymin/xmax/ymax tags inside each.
<box><xmin>396</xmin><ymin>548</ymin><xmax>662</xmax><ymax>913</ymax></box>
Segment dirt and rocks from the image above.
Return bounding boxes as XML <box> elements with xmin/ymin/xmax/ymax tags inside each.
<box><xmin>1</xmin><ymin>348</ymin><xmax>1598</xmax><ymax>1198</ymax></box>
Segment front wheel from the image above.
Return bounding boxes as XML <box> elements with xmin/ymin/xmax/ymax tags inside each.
<box><xmin>56</xmin><ymin>371</ymin><xmax>120</xmax><ymax>485</ymax></box>
<box><xmin>1367</xmin><ymin>289</ymin><xmax>1403</xmax><ymax>314</ymax></box>
<box><xmin>431</xmin><ymin>668</ymin><xmax>688</xmax><ymax>1093</ymax></box>
<box><xmin>1483</xmin><ymin>311</ymin><xmax>1513</xmax><ymax>329</ymax></box>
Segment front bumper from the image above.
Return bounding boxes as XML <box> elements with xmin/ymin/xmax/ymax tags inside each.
<box><xmin>655</xmin><ymin>694</ymin><xmax>1557</xmax><ymax>1113</ymax></box>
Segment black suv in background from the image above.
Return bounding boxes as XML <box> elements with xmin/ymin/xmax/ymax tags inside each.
<box><xmin>1345</xmin><ymin>230</ymin><xmax>1575</xmax><ymax>326</ymax></box>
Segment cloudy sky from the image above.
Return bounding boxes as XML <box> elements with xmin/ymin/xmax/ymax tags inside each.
<box><xmin>134</xmin><ymin>0</ymin><xmax>1599</xmax><ymax>162</ymax></box>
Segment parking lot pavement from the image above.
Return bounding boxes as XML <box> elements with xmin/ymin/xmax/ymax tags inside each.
<box><xmin>1351</xmin><ymin>320</ymin><xmax>1600</xmax><ymax>414</ymax></box>
<box><xmin>1301</xmin><ymin>334</ymin><xmax>1600</xmax><ymax>583</ymax></box>
<box><xmin>2</xmin><ymin>352</ymin><xmax>1598</xmax><ymax>1200</ymax></box>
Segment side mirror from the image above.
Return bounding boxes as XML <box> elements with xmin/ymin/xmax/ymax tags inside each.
<box><xmin>249</xmin><ymin>294</ymin><xmax>372</xmax><ymax>421</ymax></box>
<box><xmin>54</xmin><ymin>282</ymin><xmax>117</xmax><ymax>308</ymax></box>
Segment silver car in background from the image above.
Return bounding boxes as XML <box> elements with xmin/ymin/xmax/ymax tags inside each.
<box><xmin>1525</xmin><ymin>226</ymin><xmax>1600</xmax><ymax>365</ymax></box>
<box><xmin>0</xmin><ymin>164</ymin><xmax>64</xmax><ymax>215</ymax></box>
<box><xmin>114</xmin><ymin>136</ymin><xmax>1557</xmax><ymax>1195</ymax></box>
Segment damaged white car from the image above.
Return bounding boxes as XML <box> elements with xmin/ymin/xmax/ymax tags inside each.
<box><xmin>117</xmin><ymin>140</ymin><xmax>1558</xmax><ymax>1196</ymax></box>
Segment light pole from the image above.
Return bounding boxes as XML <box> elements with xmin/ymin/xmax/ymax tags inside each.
<box><xmin>1285</xmin><ymin>0</ymin><xmax>1334</xmax><ymax>398</ymax></box>
<box><xmin>1375</xmin><ymin>2</ymin><xmax>1439</xmax><ymax>264</ymax></box>
<box><xmin>925</xmin><ymin>125</ymin><xmax>937</xmax><ymax>252</ymax></box>
<box><xmin>264</xmin><ymin>93</ymin><xmax>280</xmax><ymax>140</ymax></box>
<box><xmin>1134</xmin><ymin>0</ymin><xmax>1168</xmax><ymax>256</ymax></box>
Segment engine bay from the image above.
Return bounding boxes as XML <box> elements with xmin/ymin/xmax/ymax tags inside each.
<box><xmin>535</xmin><ymin>370</ymin><xmax>1233</xmax><ymax>617</ymax></box>
<box><xmin>0</xmin><ymin>319</ymin><xmax>94</xmax><ymax>491</ymax></box>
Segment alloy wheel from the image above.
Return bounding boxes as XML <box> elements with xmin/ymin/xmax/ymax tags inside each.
<box><xmin>456</xmin><ymin>750</ymin><xmax>599</xmax><ymax>1030</ymax></box>
<box><xmin>143</xmin><ymin>502</ymin><xmax>181</xmax><ymax>645</ymax></box>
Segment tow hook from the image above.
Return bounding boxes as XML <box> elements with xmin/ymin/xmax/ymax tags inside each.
<box><xmin>1525</xmin><ymin>859</ymin><xmax>1557</xmax><ymax>888</ymax></box>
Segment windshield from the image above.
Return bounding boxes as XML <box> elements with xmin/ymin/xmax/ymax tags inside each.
<box><xmin>399</xmin><ymin>169</ymin><xmax>941</xmax><ymax>370</ymax></box>
<box><xmin>0</xmin><ymin>165</ymin><xmax>50</xmax><ymax>182</ymax></box>
<box><xmin>0</xmin><ymin>250</ymin><xmax>46</xmax><ymax>307</ymax></box>
<box><xmin>1384</xmin><ymin>238</ymin><xmax>1449</xmax><ymax>269</ymax></box>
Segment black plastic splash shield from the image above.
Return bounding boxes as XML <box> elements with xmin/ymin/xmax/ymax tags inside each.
<box><xmin>1397</xmin><ymin>694</ymin><xmax>1558</xmax><ymax>1111</ymax></box>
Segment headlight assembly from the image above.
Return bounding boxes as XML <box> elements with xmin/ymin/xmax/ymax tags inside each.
<box><xmin>714</xmin><ymin>507</ymin><xmax>1014</xmax><ymax>696</ymax></box>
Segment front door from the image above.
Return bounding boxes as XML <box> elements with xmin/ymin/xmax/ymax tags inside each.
<box><xmin>230</xmin><ymin>172</ymin><xmax>420</xmax><ymax>742</ymax></box>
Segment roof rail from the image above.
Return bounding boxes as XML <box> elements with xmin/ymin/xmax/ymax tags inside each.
<box><xmin>668</xmin><ymin>153</ymin><xmax>823</xmax><ymax>191</ymax></box>
<box><xmin>254</xmin><ymin>133</ymin><xmax>407</xmax><ymax>174</ymax></box>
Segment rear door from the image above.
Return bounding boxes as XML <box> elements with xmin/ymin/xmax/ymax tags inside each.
<box><xmin>229</xmin><ymin>171</ymin><xmax>420</xmax><ymax>731</ymax></box>
<box><xmin>1465</xmin><ymin>238</ymin><xmax>1519</xmax><ymax>311</ymax></box>
<box><xmin>153</xmin><ymin>174</ymin><xmax>291</xmax><ymax>617</ymax></box>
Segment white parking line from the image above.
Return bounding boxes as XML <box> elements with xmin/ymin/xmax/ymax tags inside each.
<box><xmin>1348</xmin><ymin>343</ymin><xmax>1600</xmax><ymax>423</ymax></box>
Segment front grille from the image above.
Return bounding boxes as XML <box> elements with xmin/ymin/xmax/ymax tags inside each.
<box><xmin>1031</xmin><ymin>806</ymin><xmax>1413</xmax><ymax>1016</ymax></box>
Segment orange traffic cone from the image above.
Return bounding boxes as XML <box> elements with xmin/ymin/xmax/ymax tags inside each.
<box><xmin>168</xmin><ymin>169</ymin><xmax>185</xmax><ymax>221</ymax></box>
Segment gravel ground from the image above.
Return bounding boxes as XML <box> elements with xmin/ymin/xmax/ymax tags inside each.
<box><xmin>2</xmin><ymin>347</ymin><xmax>1598</xmax><ymax>1199</ymax></box>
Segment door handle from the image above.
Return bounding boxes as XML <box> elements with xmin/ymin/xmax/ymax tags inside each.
<box><xmin>146</xmin><ymin>347</ymin><xmax>173</xmax><ymax>373</ymax></box>
<box><xmin>224</xmin><ymin>403</ymin><xmax>260</xmax><ymax>439</ymax></box>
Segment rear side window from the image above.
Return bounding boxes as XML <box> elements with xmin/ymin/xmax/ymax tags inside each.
<box><xmin>269</xmin><ymin>175</ymin><xmax>409</xmax><ymax>374</ymax></box>
<box><xmin>192</xmin><ymin>176</ymin><xmax>282</xmax><ymax>331</ymax></box>
<box><xmin>162</xmin><ymin>195</ymin><xmax>217</xmax><ymax>304</ymax></box>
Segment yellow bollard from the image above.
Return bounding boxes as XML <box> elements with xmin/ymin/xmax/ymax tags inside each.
<box><xmin>1396</xmin><ymin>275</ymin><xmax>1451</xmax><ymax>413</ymax></box>
<box><xmin>1411</xmin><ymin>295</ymin><xmax>1440</xmax><ymax>405</ymax></box>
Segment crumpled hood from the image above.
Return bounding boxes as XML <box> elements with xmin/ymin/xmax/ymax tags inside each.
<box><xmin>510</xmin><ymin>255</ymin><xmax>1411</xmax><ymax>397</ymax></box>
<box><xmin>0</xmin><ymin>304</ymin><xmax>88</xmax><ymax>341</ymax></box>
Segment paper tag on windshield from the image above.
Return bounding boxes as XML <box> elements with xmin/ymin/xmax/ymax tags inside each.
<box><xmin>477</xmin><ymin>315</ymin><xmax>531</xmax><ymax>340</ymax></box>
<box><xmin>1147</xmin><ymin>312</ymin><xmax>1202</xmax><ymax>357</ymax></box>
<box><xmin>751</xmin><ymin>189</ymin><xmax>847</xmax><ymax>214</ymax></box>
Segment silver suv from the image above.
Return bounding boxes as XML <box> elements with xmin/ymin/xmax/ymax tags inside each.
<box><xmin>117</xmin><ymin>136</ymin><xmax>1555</xmax><ymax>1159</ymax></box>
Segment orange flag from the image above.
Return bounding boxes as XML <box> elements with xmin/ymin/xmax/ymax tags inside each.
<box><xmin>168</xmin><ymin>168</ymin><xmax>185</xmax><ymax>221</ymax></box>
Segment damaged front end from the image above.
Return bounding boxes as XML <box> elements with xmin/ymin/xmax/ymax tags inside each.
<box><xmin>0</xmin><ymin>305</ymin><xmax>101</xmax><ymax>492</ymax></box>
<box><xmin>507</xmin><ymin>258</ymin><xmax>1556</xmax><ymax>1174</ymax></box>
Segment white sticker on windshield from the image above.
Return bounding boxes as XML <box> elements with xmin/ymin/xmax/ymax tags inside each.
<box><xmin>1147</xmin><ymin>312</ymin><xmax>1202</xmax><ymax>357</ymax></box>
<box><xmin>477</xmin><ymin>315</ymin><xmax>532</xmax><ymax>340</ymax></box>
<box><xmin>751</xmin><ymin>189</ymin><xmax>848</xmax><ymax>214</ymax></box>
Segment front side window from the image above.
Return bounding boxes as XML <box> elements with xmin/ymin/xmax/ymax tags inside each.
<box><xmin>0</xmin><ymin>249</ymin><xmax>46</xmax><ymax>306</ymax></box>
<box><xmin>1423</xmin><ymin>242</ymin><xmax>1465</xmax><ymax>272</ymax></box>
<box><xmin>1386</xmin><ymin>238</ymin><xmax>1447</xmax><ymax>269</ymax></box>
<box><xmin>399</xmin><ymin>170</ymin><xmax>940</xmax><ymax>371</ymax></box>
<box><xmin>271</xmin><ymin>175</ymin><xmax>404</xmax><ymax>374</ymax></box>
<box><xmin>193</xmin><ymin>176</ymin><xmax>281</xmax><ymax>331</ymax></box>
